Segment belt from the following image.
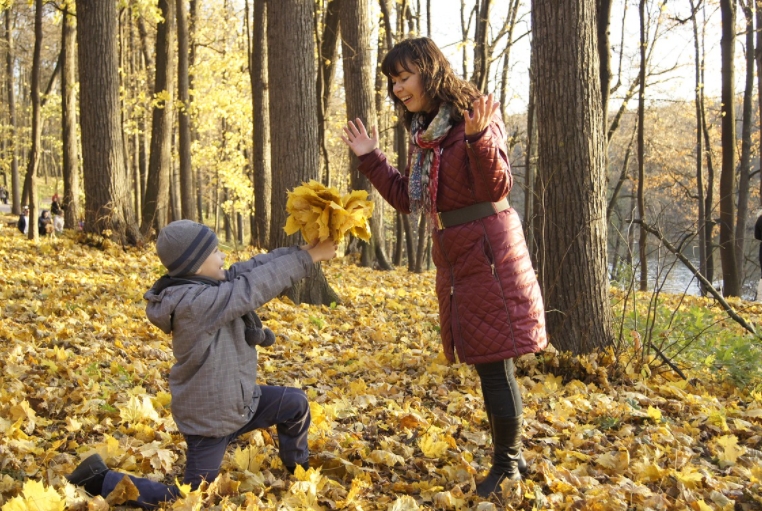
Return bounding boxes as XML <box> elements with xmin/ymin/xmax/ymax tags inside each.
<box><xmin>436</xmin><ymin>197</ymin><xmax>510</xmax><ymax>229</ymax></box>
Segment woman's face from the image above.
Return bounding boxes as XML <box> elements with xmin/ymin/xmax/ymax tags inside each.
<box><xmin>390</xmin><ymin>62</ymin><xmax>436</xmax><ymax>114</ymax></box>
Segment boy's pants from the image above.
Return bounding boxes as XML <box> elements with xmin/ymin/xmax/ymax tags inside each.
<box><xmin>99</xmin><ymin>385</ymin><xmax>310</xmax><ymax>509</ymax></box>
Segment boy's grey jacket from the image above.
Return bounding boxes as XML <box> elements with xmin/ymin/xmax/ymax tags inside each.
<box><xmin>143</xmin><ymin>246</ymin><xmax>314</xmax><ymax>437</ymax></box>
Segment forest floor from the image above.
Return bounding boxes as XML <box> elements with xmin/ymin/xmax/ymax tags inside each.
<box><xmin>0</xmin><ymin>219</ymin><xmax>760</xmax><ymax>511</ymax></box>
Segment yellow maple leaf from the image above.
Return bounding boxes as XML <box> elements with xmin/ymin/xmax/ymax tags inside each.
<box><xmin>0</xmin><ymin>479</ymin><xmax>64</xmax><ymax>511</ymax></box>
<box><xmin>674</xmin><ymin>465</ymin><xmax>703</xmax><ymax>488</ymax></box>
<box><xmin>418</xmin><ymin>431</ymin><xmax>449</xmax><ymax>458</ymax></box>
<box><xmin>389</xmin><ymin>495</ymin><xmax>420</xmax><ymax>511</ymax></box>
<box><xmin>595</xmin><ymin>449</ymin><xmax>630</xmax><ymax>471</ymax></box>
<box><xmin>647</xmin><ymin>406</ymin><xmax>662</xmax><ymax>422</ymax></box>
<box><xmin>714</xmin><ymin>435</ymin><xmax>746</xmax><ymax>467</ymax></box>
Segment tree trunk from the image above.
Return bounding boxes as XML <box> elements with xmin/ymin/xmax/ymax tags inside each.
<box><xmin>248</xmin><ymin>0</ymin><xmax>271</xmax><ymax>248</ymax></box>
<box><xmin>176</xmin><ymin>0</ymin><xmax>195</xmax><ymax>220</ymax></box>
<box><xmin>316</xmin><ymin>0</ymin><xmax>341</xmax><ymax>186</ymax></box>
<box><xmin>5</xmin><ymin>11</ymin><xmax>20</xmax><ymax>214</ymax></box>
<box><xmin>719</xmin><ymin>0</ymin><xmax>740</xmax><ymax>296</ymax></box>
<box><xmin>76</xmin><ymin>0</ymin><xmax>141</xmax><ymax>244</ymax></box>
<box><xmin>735</xmin><ymin>2</ymin><xmax>754</xmax><ymax>284</ymax></box>
<box><xmin>341</xmin><ymin>0</ymin><xmax>391</xmax><ymax>270</ymax></box>
<box><xmin>267</xmin><ymin>0</ymin><xmax>339</xmax><ymax>305</ymax></box>
<box><xmin>26</xmin><ymin>0</ymin><xmax>43</xmax><ymax>242</ymax></box>
<box><xmin>637</xmin><ymin>0</ymin><xmax>647</xmax><ymax>291</ymax></box>
<box><xmin>62</xmin><ymin>6</ymin><xmax>80</xmax><ymax>230</ymax></box>
<box><xmin>533</xmin><ymin>0</ymin><xmax>614</xmax><ymax>354</ymax></box>
<box><xmin>597</xmin><ymin>0</ymin><xmax>612</xmax><ymax>126</ymax></box>
<box><xmin>471</xmin><ymin>0</ymin><xmax>491</xmax><ymax>92</ymax></box>
<box><xmin>141</xmin><ymin>0</ymin><xmax>176</xmax><ymax>235</ymax></box>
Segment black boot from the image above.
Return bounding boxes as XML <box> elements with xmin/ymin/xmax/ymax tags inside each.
<box><xmin>486</xmin><ymin>411</ymin><xmax>527</xmax><ymax>474</ymax></box>
<box><xmin>66</xmin><ymin>454</ymin><xmax>110</xmax><ymax>496</ymax></box>
<box><xmin>285</xmin><ymin>461</ymin><xmax>310</xmax><ymax>474</ymax></box>
<box><xmin>476</xmin><ymin>415</ymin><xmax>523</xmax><ymax>498</ymax></box>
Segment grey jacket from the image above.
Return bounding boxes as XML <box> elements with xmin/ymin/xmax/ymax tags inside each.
<box><xmin>143</xmin><ymin>246</ymin><xmax>314</xmax><ymax>437</ymax></box>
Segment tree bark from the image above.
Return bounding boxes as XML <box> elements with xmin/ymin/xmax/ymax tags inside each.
<box><xmin>176</xmin><ymin>0</ymin><xmax>195</xmax><ymax>220</ymax></box>
<box><xmin>341</xmin><ymin>0</ymin><xmax>391</xmax><ymax>270</ymax></box>
<box><xmin>689</xmin><ymin>0</ymin><xmax>707</xmax><ymax>295</ymax></box>
<box><xmin>62</xmin><ymin>5</ymin><xmax>80</xmax><ymax>230</ymax></box>
<box><xmin>471</xmin><ymin>0</ymin><xmax>491</xmax><ymax>92</ymax></box>
<box><xmin>735</xmin><ymin>1</ymin><xmax>754</xmax><ymax>283</ymax></box>
<box><xmin>26</xmin><ymin>0</ymin><xmax>43</xmax><ymax>242</ymax></box>
<box><xmin>76</xmin><ymin>0</ymin><xmax>141</xmax><ymax>244</ymax></box>
<box><xmin>248</xmin><ymin>0</ymin><xmax>271</xmax><ymax>248</ymax></box>
<box><xmin>267</xmin><ymin>0</ymin><xmax>339</xmax><ymax>305</ymax></box>
<box><xmin>637</xmin><ymin>0</ymin><xmax>647</xmax><ymax>291</ymax></box>
<box><xmin>532</xmin><ymin>0</ymin><xmax>614</xmax><ymax>354</ymax></box>
<box><xmin>141</xmin><ymin>0</ymin><xmax>176</xmax><ymax>235</ymax></box>
<box><xmin>719</xmin><ymin>0</ymin><xmax>740</xmax><ymax>296</ymax></box>
<box><xmin>5</xmin><ymin>11</ymin><xmax>19</xmax><ymax>214</ymax></box>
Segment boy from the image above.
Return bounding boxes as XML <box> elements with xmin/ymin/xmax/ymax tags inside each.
<box><xmin>66</xmin><ymin>220</ymin><xmax>337</xmax><ymax>508</ymax></box>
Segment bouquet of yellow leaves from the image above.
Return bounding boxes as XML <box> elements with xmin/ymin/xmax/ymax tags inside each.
<box><xmin>284</xmin><ymin>180</ymin><xmax>374</xmax><ymax>244</ymax></box>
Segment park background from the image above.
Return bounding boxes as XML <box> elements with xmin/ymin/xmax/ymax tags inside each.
<box><xmin>0</xmin><ymin>0</ymin><xmax>761</xmax><ymax>510</ymax></box>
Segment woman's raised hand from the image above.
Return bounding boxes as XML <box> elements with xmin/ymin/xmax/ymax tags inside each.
<box><xmin>341</xmin><ymin>118</ymin><xmax>378</xmax><ymax>157</ymax></box>
<box><xmin>465</xmin><ymin>93</ymin><xmax>500</xmax><ymax>136</ymax></box>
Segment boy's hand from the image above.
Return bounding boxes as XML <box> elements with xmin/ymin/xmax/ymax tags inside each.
<box><xmin>307</xmin><ymin>239</ymin><xmax>338</xmax><ymax>263</ymax></box>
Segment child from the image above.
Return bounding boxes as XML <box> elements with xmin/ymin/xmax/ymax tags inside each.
<box><xmin>66</xmin><ymin>220</ymin><xmax>337</xmax><ymax>508</ymax></box>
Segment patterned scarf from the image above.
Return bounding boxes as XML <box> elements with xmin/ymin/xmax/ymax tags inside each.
<box><xmin>409</xmin><ymin>104</ymin><xmax>454</xmax><ymax>215</ymax></box>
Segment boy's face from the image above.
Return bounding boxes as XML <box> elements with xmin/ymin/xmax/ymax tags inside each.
<box><xmin>195</xmin><ymin>246</ymin><xmax>226</xmax><ymax>280</ymax></box>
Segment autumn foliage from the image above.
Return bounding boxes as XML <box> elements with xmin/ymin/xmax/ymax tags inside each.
<box><xmin>0</xmin><ymin>226</ymin><xmax>761</xmax><ymax>510</ymax></box>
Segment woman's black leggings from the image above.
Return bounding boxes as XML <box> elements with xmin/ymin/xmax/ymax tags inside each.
<box><xmin>474</xmin><ymin>358</ymin><xmax>523</xmax><ymax>418</ymax></box>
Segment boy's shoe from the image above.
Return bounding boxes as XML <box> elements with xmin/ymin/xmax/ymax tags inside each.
<box><xmin>66</xmin><ymin>454</ymin><xmax>109</xmax><ymax>496</ymax></box>
<box><xmin>285</xmin><ymin>461</ymin><xmax>310</xmax><ymax>474</ymax></box>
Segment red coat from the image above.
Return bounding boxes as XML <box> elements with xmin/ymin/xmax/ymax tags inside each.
<box><xmin>358</xmin><ymin>112</ymin><xmax>548</xmax><ymax>364</ymax></box>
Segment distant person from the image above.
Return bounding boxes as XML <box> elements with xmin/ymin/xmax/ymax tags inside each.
<box><xmin>0</xmin><ymin>186</ymin><xmax>8</xmax><ymax>205</ymax></box>
<box><xmin>17</xmin><ymin>206</ymin><xmax>29</xmax><ymax>235</ymax></box>
<box><xmin>66</xmin><ymin>220</ymin><xmax>337</xmax><ymax>509</ymax></box>
<box><xmin>51</xmin><ymin>195</ymin><xmax>64</xmax><ymax>233</ymax></box>
<box><xmin>38</xmin><ymin>209</ymin><xmax>54</xmax><ymax>237</ymax></box>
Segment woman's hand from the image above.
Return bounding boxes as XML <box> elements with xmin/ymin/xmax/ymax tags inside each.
<box><xmin>465</xmin><ymin>93</ymin><xmax>500</xmax><ymax>136</ymax></box>
<box><xmin>341</xmin><ymin>118</ymin><xmax>379</xmax><ymax>157</ymax></box>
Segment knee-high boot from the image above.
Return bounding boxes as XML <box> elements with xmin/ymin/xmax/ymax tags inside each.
<box><xmin>476</xmin><ymin>415</ymin><xmax>523</xmax><ymax>498</ymax></box>
<box><xmin>486</xmin><ymin>411</ymin><xmax>527</xmax><ymax>474</ymax></box>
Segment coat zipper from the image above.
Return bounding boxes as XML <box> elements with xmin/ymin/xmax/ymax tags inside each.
<box><xmin>438</xmin><ymin>229</ymin><xmax>465</xmax><ymax>359</ymax></box>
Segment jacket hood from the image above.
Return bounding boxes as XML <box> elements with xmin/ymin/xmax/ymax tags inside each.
<box><xmin>144</xmin><ymin>277</ymin><xmax>191</xmax><ymax>334</ymax></box>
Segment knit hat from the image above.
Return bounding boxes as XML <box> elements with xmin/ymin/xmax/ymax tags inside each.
<box><xmin>156</xmin><ymin>220</ymin><xmax>218</xmax><ymax>277</ymax></box>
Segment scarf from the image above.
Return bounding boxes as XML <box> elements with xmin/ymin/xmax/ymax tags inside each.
<box><xmin>150</xmin><ymin>275</ymin><xmax>275</xmax><ymax>347</ymax></box>
<box><xmin>409</xmin><ymin>104</ymin><xmax>454</xmax><ymax>216</ymax></box>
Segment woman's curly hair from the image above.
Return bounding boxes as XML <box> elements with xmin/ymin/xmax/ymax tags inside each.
<box><xmin>381</xmin><ymin>37</ymin><xmax>482</xmax><ymax>129</ymax></box>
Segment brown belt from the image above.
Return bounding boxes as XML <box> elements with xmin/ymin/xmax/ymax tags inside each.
<box><xmin>436</xmin><ymin>197</ymin><xmax>510</xmax><ymax>229</ymax></box>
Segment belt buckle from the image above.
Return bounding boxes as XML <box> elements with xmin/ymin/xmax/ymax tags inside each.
<box><xmin>436</xmin><ymin>212</ymin><xmax>444</xmax><ymax>230</ymax></box>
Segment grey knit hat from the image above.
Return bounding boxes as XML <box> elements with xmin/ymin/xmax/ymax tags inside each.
<box><xmin>156</xmin><ymin>220</ymin><xmax>218</xmax><ymax>277</ymax></box>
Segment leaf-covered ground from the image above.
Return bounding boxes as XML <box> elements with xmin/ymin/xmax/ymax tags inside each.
<box><xmin>0</xmin><ymin>227</ymin><xmax>761</xmax><ymax>511</ymax></box>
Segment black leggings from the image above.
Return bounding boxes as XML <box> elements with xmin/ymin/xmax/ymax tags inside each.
<box><xmin>474</xmin><ymin>359</ymin><xmax>523</xmax><ymax>418</ymax></box>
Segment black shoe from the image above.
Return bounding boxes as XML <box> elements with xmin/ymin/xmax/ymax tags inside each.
<box><xmin>66</xmin><ymin>454</ymin><xmax>109</xmax><ymax>496</ymax></box>
<box><xmin>285</xmin><ymin>461</ymin><xmax>310</xmax><ymax>474</ymax></box>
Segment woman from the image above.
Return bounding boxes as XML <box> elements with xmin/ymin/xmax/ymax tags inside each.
<box><xmin>341</xmin><ymin>37</ymin><xmax>547</xmax><ymax>497</ymax></box>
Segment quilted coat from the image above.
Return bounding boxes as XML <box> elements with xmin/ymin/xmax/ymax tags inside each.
<box><xmin>358</xmin><ymin>111</ymin><xmax>548</xmax><ymax>364</ymax></box>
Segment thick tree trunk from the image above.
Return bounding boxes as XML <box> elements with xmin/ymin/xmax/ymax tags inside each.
<box><xmin>267</xmin><ymin>0</ymin><xmax>339</xmax><ymax>305</ymax></box>
<box><xmin>532</xmin><ymin>0</ymin><xmax>614</xmax><ymax>354</ymax></box>
<box><xmin>76</xmin><ymin>0</ymin><xmax>141</xmax><ymax>244</ymax></box>
<box><xmin>249</xmin><ymin>0</ymin><xmax>271</xmax><ymax>248</ymax></box>
<box><xmin>176</xmin><ymin>0</ymin><xmax>195</xmax><ymax>221</ymax></box>
<box><xmin>719</xmin><ymin>0</ymin><xmax>739</xmax><ymax>296</ymax></box>
<box><xmin>62</xmin><ymin>7</ymin><xmax>80</xmax><ymax>230</ymax></box>
<box><xmin>141</xmin><ymin>0</ymin><xmax>176</xmax><ymax>235</ymax></box>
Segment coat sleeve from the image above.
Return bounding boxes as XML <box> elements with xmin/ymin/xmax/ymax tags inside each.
<box><xmin>465</xmin><ymin>111</ymin><xmax>512</xmax><ymax>202</ymax></box>
<box><xmin>755</xmin><ymin>216</ymin><xmax>762</xmax><ymax>241</ymax></box>
<box><xmin>226</xmin><ymin>246</ymin><xmax>302</xmax><ymax>280</ymax></box>
<box><xmin>357</xmin><ymin>149</ymin><xmax>412</xmax><ymax>213</ymax></box>
<box><xmin>184</xmin><ymin>249</ymin><xmax>314</xmax><ymax>334</ymax></box>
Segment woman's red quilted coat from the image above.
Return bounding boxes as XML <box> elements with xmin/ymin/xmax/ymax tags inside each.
<box><xmin>358</xmin><ymin>112</ymin><xmax>548</xmax><ymax>364</ymax></box>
